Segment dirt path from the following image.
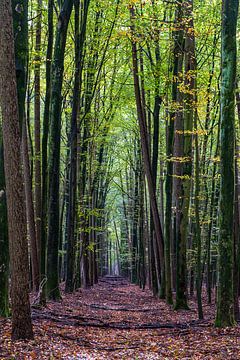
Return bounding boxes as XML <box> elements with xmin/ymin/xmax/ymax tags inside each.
<box><xmin>1</xmin><ymin>276</ymin><xmax>240</xmax><ymax>359</ymax></box>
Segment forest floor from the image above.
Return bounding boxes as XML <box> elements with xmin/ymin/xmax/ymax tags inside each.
<box><xmin>0</xmin><ymin>276</ymin><xmax>240</xmax><ymax>359</ymax></box>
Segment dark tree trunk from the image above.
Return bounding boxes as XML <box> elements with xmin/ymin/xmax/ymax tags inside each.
<box><xmin>65</xmin><ymin>0</ymin><xmax>90</xmax><ymax>293</ymax></box>
<box><xmin>47</xmin><ymin>0</ymin><xmax>73</xmax><ymax>300</ymax></box>
<box><xmin>34</xmin><ymin>0</ymin><xmax>42</xmax><ymax>285</ymax></box>
<box><xmin>172</xmin><ymin>0</ymin><xmax>188</xmax><ymax>310</ymax></box>
<box><xmin>130</xmin><ymin>5</ymin><xmax>165</xmax><ymax>297</ymax></box>
<box><xmin>0</xmin><ymin>134</ymin><xmax>9</xmax><ymax>317</ymax></box>
<box><xmin>40</xmin><ymin>0</ymin><xmax>54</xmax><ymax>305</ymax></box>
<box><xmin>215</xmin><ymin>0</ymin><xmax>238</xmax><ymax>327</ymax></box>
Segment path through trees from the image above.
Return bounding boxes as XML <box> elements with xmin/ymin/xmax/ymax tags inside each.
<box><xmin>1</xmin><ymin>276</ymin><xmax>240</xmax><ymax>358</ymax></box>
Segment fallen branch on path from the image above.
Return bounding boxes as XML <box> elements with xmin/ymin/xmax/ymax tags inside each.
<box><xmin>32</xmin><ymin>310</ymin><xmax>211</xmax><ymax>330</ymax></box>
<box><xmin>89</xmin><ymin>304</ymin><xmax>153</xmax><ymax>312</ymax></box>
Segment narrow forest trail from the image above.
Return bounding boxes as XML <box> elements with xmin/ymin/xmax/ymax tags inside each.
<box><xmin>1</xmin><ymin>277</ymin><xmax>240</xmax><ymax>359</ymax></box>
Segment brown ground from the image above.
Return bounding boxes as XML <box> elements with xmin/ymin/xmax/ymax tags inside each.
<box><xmin>0</xmin><ymin>276</ymin><xmax>240</xmax><ymax>359</ymax></box>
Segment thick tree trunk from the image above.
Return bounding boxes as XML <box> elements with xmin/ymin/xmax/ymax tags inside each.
<box><xmin>215</xmin><ymin>0</ymin><xmax>238</xmax><ymax>327</ymax></box>
<box><xmin>0</xmin><ymin>0</ymin><xmax>33</xmax><ymax>339</ymax></box>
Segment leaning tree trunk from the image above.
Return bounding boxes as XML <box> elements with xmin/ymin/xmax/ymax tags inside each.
<box><xmin>130</xmin><ymin>5</ymin><xmax>165</xmax><ymax>297</ymax></box>
<box><xmin>0</xmin><ymin>0</ymin><xmax>33</xmax><ymax>340</ymax></box>
<box><xmin>47</xmin><ymin>0</ymin><xmax>73</xmax><ymax>300</ymax></box>
<box><xmin>215</xmin><ymin>0</ymin><xmax>239</xmax><ymax>327</ymax></box>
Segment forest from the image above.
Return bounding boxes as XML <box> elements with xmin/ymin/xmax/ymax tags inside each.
<box><xmin>0</xmin><ymin>0</ymin><xmax>240</xmax><ymax>358</ymax></box>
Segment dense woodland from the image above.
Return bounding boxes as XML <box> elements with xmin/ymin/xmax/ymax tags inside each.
<box><xmin>0</xmin><ymin>0</ymin><xmax>240</xmax><ymax>357</ymax></box>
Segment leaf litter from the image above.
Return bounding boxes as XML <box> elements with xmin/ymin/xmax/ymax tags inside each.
<box><xmin>0</xmin><ymin>276</ymin><xmax>240</xmax><ymax>359</ymax></box>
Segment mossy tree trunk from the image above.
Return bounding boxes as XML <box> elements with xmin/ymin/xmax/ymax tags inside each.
<box><xmin>215</xmin><ymin>0</ymin><xmax>239</xmax><ymax>327</ymax></box>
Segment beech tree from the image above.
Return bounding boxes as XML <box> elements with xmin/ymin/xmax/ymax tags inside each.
<box><xmin>47</xmin><ymin>0</ymin><xmax>74</xmax><ymax>300</ymax></box>
<box><xmin>215</xmin><ymin>0</ymin><xmax>239</xmax><ymax>327</ymax></box>
<box><xmin>0</xmin><ymin>0</ymin><xmax>33</xmax><ymax>340</ymax></box>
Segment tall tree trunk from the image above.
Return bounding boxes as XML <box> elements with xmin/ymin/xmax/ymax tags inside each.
<box><xmin>12</xmin><ymin>0</ymin><xmax>28</xmax><ymax>132</ymax></box>
<box><xmin>47</xmin><ymin>0</ymin><xmax>74</xmax><ymax>300</ymax></box>
<box><xmin>40</xmin><ymin>0</ymin><xmax>54</xmax><ymax>305</ymax></box>
<box><xmin>173</xmin><ymin>0</ymin><xmax>195</xmax><ymax>311</ymax></box>
<box><xmin>165</xmin><ymin>8</ymin><xmax>183</xmax><ymax>305</ymax></box>
<box><xmin>172</xmin><ymin>0</ymin><xmax>187</xmax><ymax>310</ymax></box>
<box><xmin>34</xmin><ymin>0</ymin><xmax>42</xmax><ymax>282</ymax></box>
<box><xmin>194</xmin><ymin>112</ymin><xmax>203</xmax><ymax>319</ymax></box>
<box><xmin>0</xmin><ymin>134</ymin><xmax>9</xmax><ymax>317</ymax></box>
<box><xmin>0</xmin><ymin>0</ymin><xmax>33</xmax><ymax>339</ymax></box>
<box><xmin>233</xmin><ymin>153</ymin><xmax>240</xmax><ymax>320</ymax></box>
<box><xmin>65</xmin><ymin>0</ymin><xmax>90</xmax><ymax>293</ymax></box>
<box><xmin>215</xmin><ymin>0</ymin><xmax>238</xmax><ymax>327</ymax></box>
<box><xmin>22</xmin><ymin>117</ymin><xmax>39</xmax><ymax>291</ymax></box>
<box><xmin>130</xmin><ymin>5</ymin><xmax>165</xmax><ymax>297</ymax></box>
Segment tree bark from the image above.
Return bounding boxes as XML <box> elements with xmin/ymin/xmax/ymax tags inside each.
<box><xmin>215</xmin><ymin>0</ymin><xmax>238</xmax><ymax>327</ymax></box>
<box><xmin>0</xmin><ymin>0</ymin><xmax>33</xmax><ymax>339</ymax></box>
<box><xmin>34</xmin><ymin>0</ymin><xmax>43</xmax><ymax>284</ymax></box>
<box><xmin>22</xmin><ymin>117</ymin><xmax>39</xmax><ymax>291</ymax></box>
<box><xmin>130</xmin><ymin>5</ymin><xmax>165</xmax><ymax>297</ymax></box>
<box><xmin>40</xmin><ymin>0</ymin><xmax>54</xmax><ymax>305</ymax></box>
<box><xmin>0</xmin><ymin>133</ymin><xmax>9</xmax><ymax>317</ymax></box>
<box><xmin>47</xmin><ymin>0</ymin><xmax>74</xmax><ymax>300</ymax></box>
<box><xmin>65</xmin><ymin>0</ymin><xmax>90</xmax><ymax>293</ymax></box>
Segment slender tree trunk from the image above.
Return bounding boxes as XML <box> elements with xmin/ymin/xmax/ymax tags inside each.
<box><xmin>130</xmin><ymin>5</ymin><xmax>165</xmax><ymax>297</ymax></box>
<box><xmin>40</xmin><ymin>0</ymin><xmax>54</xmax><ymax>305</ymax></box>
<box><xmin>172</xmin><ymin>0</ymin><xmax>188</xmax><ymax>310</ymax></box>
<box><xmin>206</xmin><ymin>126</ymin><xmax>220</xmax><ymax>304</ymax></box>
<box><xmin>47</xmin><ymin>0</ymin><xmax>74</xmax><ymax>300</ymax></box>
<box><xmin>233</xmin><ymin>153</ymin><xmax>240</xmax><ymax>320</ymax></box>
<box><xmin>22</xmin><ymin>118</ymin><xmax>39</xmax><ymax>291</ymax></box>
<box><xmin>194</xmin><ymin>112</ymin><xmax>203</xmax><ymax>319</ymax></box>
<box><xmin>0</xmin><ymin>134</ymin><xmax>9</xmax><ymax>317</ymax></box>
<box><xmin>34</xmin><ymin>0</ymin><xmax>42</xmax><ymax>281</ymax></box>
<box><xmin>65</xmin><ymin>0</ymin><xmax>90</xmax><ymax>293</ymax></box>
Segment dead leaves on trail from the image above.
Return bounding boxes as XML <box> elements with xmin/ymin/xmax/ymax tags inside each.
<box><xmin>0</xmin><ymin>277</ymin><xmax>240</xmax><ymax>359</ymax></box>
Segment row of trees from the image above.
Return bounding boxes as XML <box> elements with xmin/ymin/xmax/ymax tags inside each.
<box><xmin>0</xmin><ymin>0</ymin><xmax>239</xmax><ymax>339</ymax></box>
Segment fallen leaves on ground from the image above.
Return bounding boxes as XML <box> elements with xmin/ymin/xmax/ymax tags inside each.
<box><xmin>0</xmin><ymin>276</ymin><xmax>240</xmax><ymax>359</ymax></box>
